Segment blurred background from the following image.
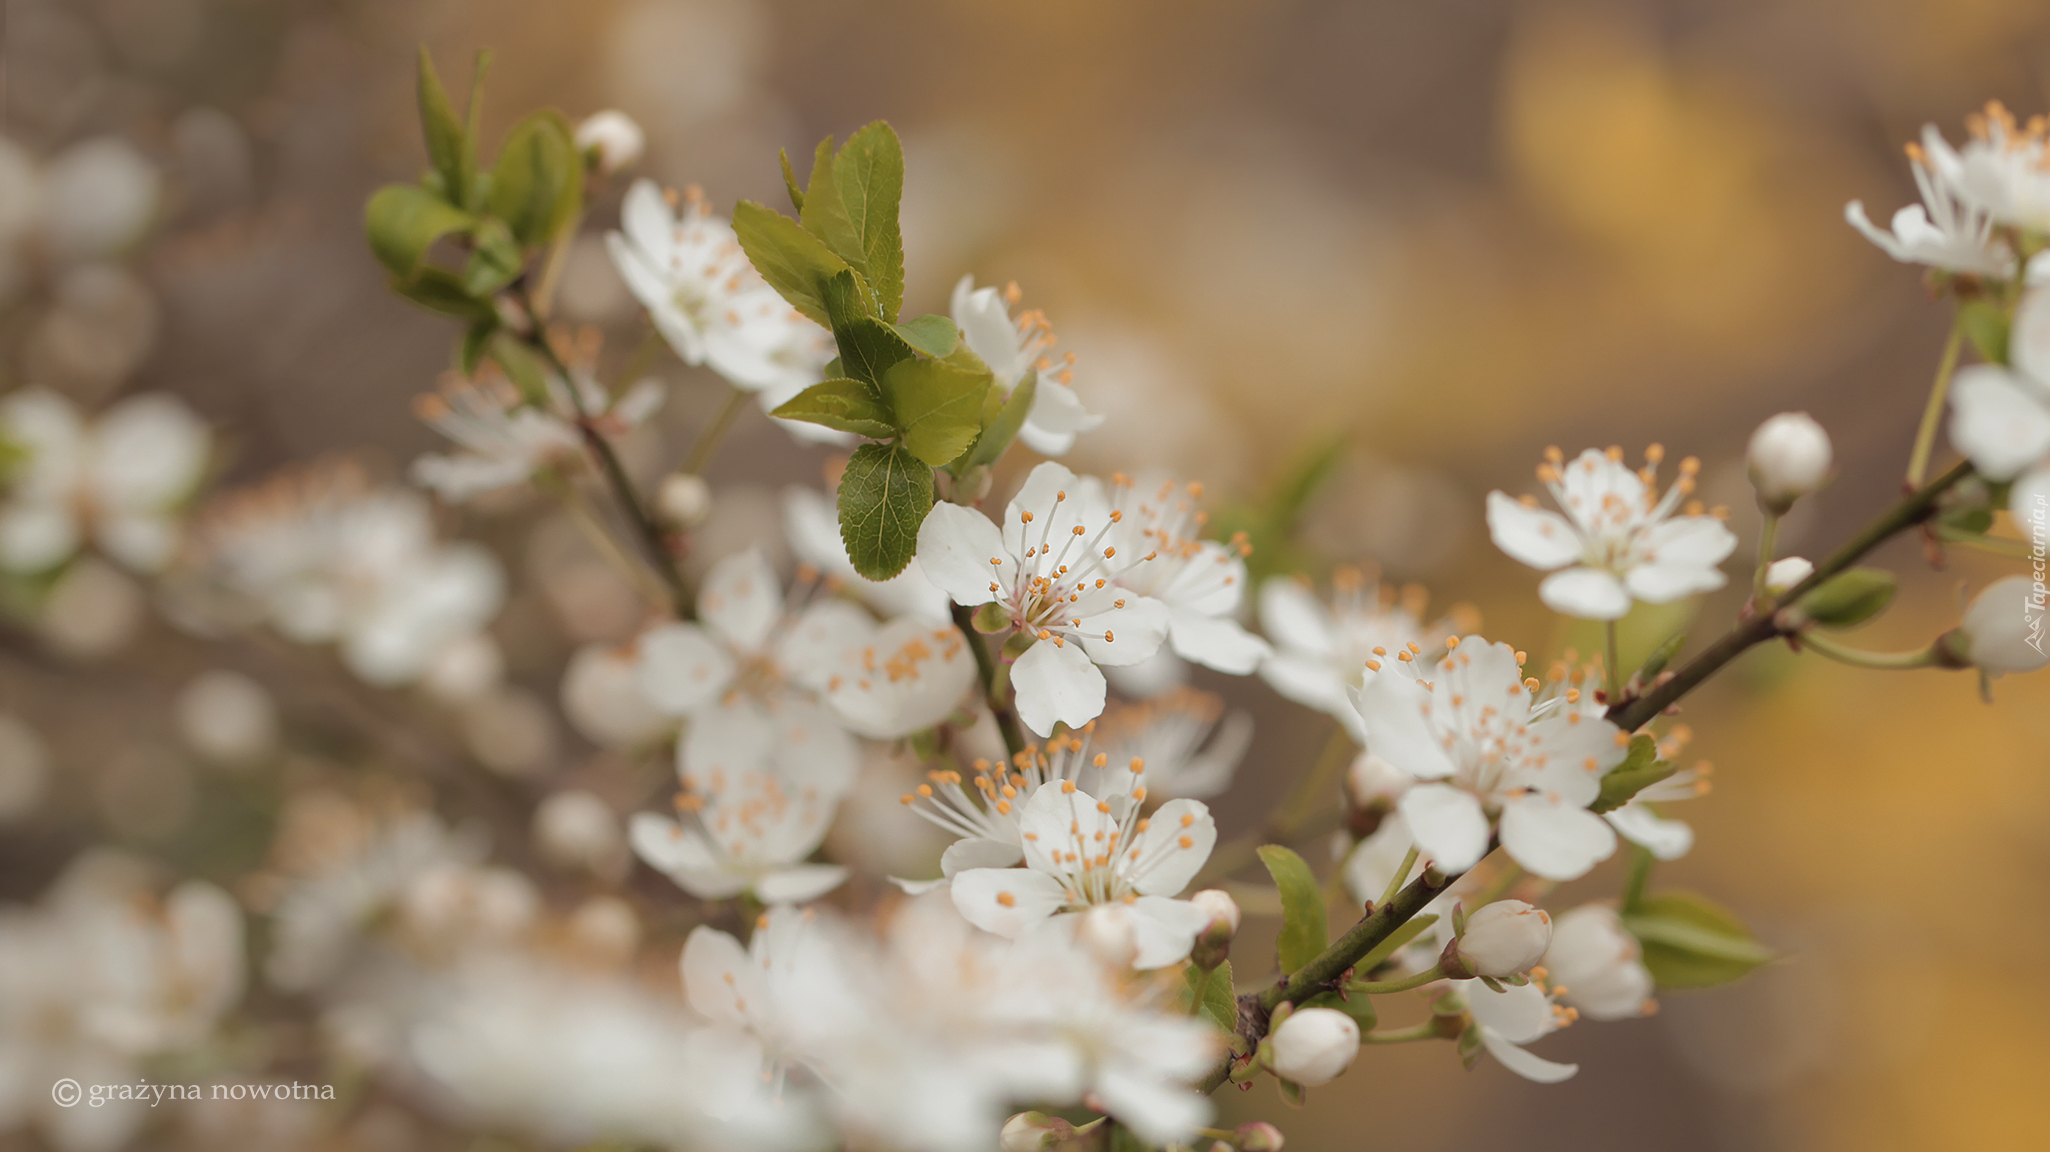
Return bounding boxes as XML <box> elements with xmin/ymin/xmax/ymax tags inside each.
<box><xmin>3</xmin><ymin>0</ymin><xmax>2050</xmax><ymax>1150</ymax></box>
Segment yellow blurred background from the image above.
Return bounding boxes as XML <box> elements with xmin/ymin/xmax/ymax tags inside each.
<box><xmin>5</xmin><ymin>0</ymin><xmax>2050</xmax><ymax>1150</ymax></box>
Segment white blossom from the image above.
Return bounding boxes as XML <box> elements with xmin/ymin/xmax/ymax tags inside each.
<box><xmin>573</xmin><ymin>110</ymin><xmax>646</xmax><ymax>174</ymax></box>
<box><xmin>1921</xmin><ymin>102</ymin><xmax>2050</xmax><ymax>232</ymax></box>
<box><xmin>1269</xmin><ymin>1007</ymin><xmax>1359</xmax><ymax>1086</ymax></box>
<box><xmin>1087</xmin><ymin>687</ymin><xmax>1253</xmax><ymax>802</ymax></box>
<box><xmin>917</xmin><ymin>462</ymin><xmax>1173</xmax><ymax>735</ymax></box>
<box><xmin>1845</xmin><ymin>123</ymin><xmax>2016</xmax><ymax>277</ymax></box>
<box><xmin>951</xmin><ymin>276</ymin><xmax>1103</xmax><ymax>456</ymax></box>
<box><xmin>410</xmin><ymin>368</ymin><xmax>662</xmax><ymax>503</ymax></box>
<box><xmin>1950</xmin><ymin>286</ymin><xmax>2050</xmax><ymax>521</ymax></box>
<box><xmin>1350</xmin><ymin>636</ymin><xmax>1627</xmax><ymax>880</ymax></box>
<box><xmin>1258</xmin><ymin>567</ymin><xmax>1468</xmax><ymax>741</ymax></box>
<box><xmin>822</xmin><ymin>614</ymin><xmax>980</xmax><ymax>740</ymax></box>
<box><xmin>1954</xmin><ymin>574</ymin><xmax>2049</xmax><ymax>674</ymax></box>
<box><xmin>1104</xmin><ymin>477</ymin><xmax>1270</xmax><ymax>675</ymax></box>
<box><xmin>1764</xmin><ymin>555</ymin><xmax>1814</xmax><ymax>593</ymax></box>
<box><xmin>1460</xmin><ymin>978</ymin><xmax>1578</xmax><ymax>1084</ymax></box>
<box><xmin>1746</xmin><ymin>412</ymin><xmax>1833</xmax><ymax>510</ymax></box>
<box><xmin>606</xmin><ymin>181</ymin><xmax>837</xmax><ymax>438</ymax></box>
<box><xmin>1542</xmin><ymin>904</ymin><xmax>1655</xmax><ymax>1021</ymax></box>
<box><xmin>0</xmin><ymin>387</ymin><xmax>209</xmax><ymax>574</ymax></box>
<box><xmin>1487</xmin><ymin>447</ymin><xmax>1736</xmax><ymax>621</ymax></box>
<box><xmin>630</xmin><ymin>769</ymin><xmax>848</xmax><ymax>903</ymax></box>
<box><xmin>1449</xmin><ymin>900</ymin><xmax>1552</xmax><ymax>978</ymax></box>
<box><xmin>949</xmin><ymin>780</ymin><xmax>1216</xmax><ymax>969</ymax></box>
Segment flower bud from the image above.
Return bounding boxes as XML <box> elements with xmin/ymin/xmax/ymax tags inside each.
<box><xmin>1269</xmin><ymin>1007</ymin><xmax>1360</xmax><ymax>1086</ymax></box>
<box><xmin>1000</xmin><ymin>1112</ymin><xmax>1075</xmax><ymax>1152</ymax></box>
<box><xmin>1347</xmin><ymin>752</ymin><xmax>1409</xmax><ymax>808</ymax></box>
<box><xmin>1188</xmin><ymin>888</ymin><xmax>1239</xmax><ymax>970</ymax></box>
<box><xmin>1235</xmin><ymin>1122</ymin><xmax>1285</xmax><ymax>1152</ymax></box>
<box><xmin>1763</xmin><ymin>556</ymin><xmax>1813</xmax><ymax>595</ymax></box>
<box><xmin>1943</xmin><ymin>575</ymin><xmax>2049</xmax><ymax>673</ymax></box>
<box><xmin>1748</xmin><ymin>412</ymin><xmax>1833</xmax><ymax>511</ymax></box>
<box><xmin>1442</xmin><ymin>900</ymin><xmax>1551</xmax><ymax>978</ymax></box>
<box><xmin>1075</xmin><ymin>904</ymin><xmax>1138</xmax><ymax>967</ymax></box>
<box><xmin>656</xmin><ymin>473</ymin><xmax>712</xmax><ymax>528</ymax></box>
<box><xmin>574</xmin><ymin>110</ymin><xmax>645</xmax><ymax>175</ymax></box>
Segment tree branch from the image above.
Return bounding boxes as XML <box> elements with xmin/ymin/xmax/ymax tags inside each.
<box><xmin>952</xmin><ymin>603</ymin><xmax>1027</xmax><ymax>761</ymax></box>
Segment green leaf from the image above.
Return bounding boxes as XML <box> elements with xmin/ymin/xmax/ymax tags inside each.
<box><xmin>822</xmin><ymin>271</ymin><xmax>915</xmax><ymax>386</ymax></box>
<box><xmin>458</xmin><ymin>320</ymin><xmax>495</xmax><ymax>375</ymax></box>
<box><xmin>1620</xmin><ymin>842</ymin><xmax>1654</xmax><ymax>913</ymax></box>
<box><xmin>894</xmin><ymin>314</ymin><xmax>960</xmax><ymax>358</ymax></box>
<box><xmin>955</xmin><ymin>370</ymin><xmax>1035</xmax><ymax>474</ymax></box>
<box><xmin>365</xmin><ymin>185</ymin><xmax>473</xmax><ymax>278</ymax></box>
<box><xmin>778</xmin><ymin>148</ymin><xmax>805</xmax><ymax>213</ymax></box>
<box><xmin>771</xmin><ymin>378</ymin><xmax>896</xmax><ymax>438</ymax></box>
<box><xmin>1637</xmin><ymin>630</ymin><xmax>1686</xmax><ymax>682</ymax></box>
<box><xmin>831</xmin><ymin>121</ymin><xmax>906</xmax><ymax>320</ymax></box>
<box><xmin>1591</xmin><ymin>734</ymin><xmax>1673</xmax><ymax>814</ymax></box>
<box><xmin>1301</xmin><ymin>989</ymin><xmax>1377</xmax><ymax>1032</ymax></box>
<box><xmin>390</xmin><ymin>266</ymin><xmax>494</xmax><ymax>323</ymax></box>
<box><xmin>489</xmin><ymin>110</ymin><xmax>583</xmax><ymax>247</ymax></box>
<box><xmin>1182</xmin><ymin>960</ymin><xmax>1239</xmax><ymax>1036</ymax></box>
<box><xmin>1351</xmin><ymin>912</ymin><xmax>1438</xmax><ymax>975</ymax></box>
<box><xmin>415</xmin><ymin>47</ymin><xmax>469</xmax><ymax>205</ymax></box>
<box><xmin>488</xmin><ymin>332</ymin><xmax>550</xmax><ymax>406</ymax></box>
<box><xmin>1623</xmin><ymin>891</ymin><xmax>1775</xmax><ymax>990</ymax></box>
<box><xmin>800</xmin><ymin>136</ymin><xmax>862</xmax><ymax>276</ymax></box>
<box><xmin>837</xmin><ymin>441</ymin><xmax>933</xmax><ymax>580</ymax></box>
<box><xmin>882</xmin><ymin>355</ymin><xmax>990</xmax><ymax>467</ymax></box>
<box><xmin>462</xmin><ymin>216</ymin><xmax>525</xmax><ymax>296</ymax></box>
<box><xmin>1257</xmin><ymin>845</ymin><xmax>1328</xmax><ymax>975</ymax></box>
<box><xmin>1797</xmin><ymin>567</ymin><xmax>1897</xmax><ymax>629</ymax></box>
<box><xmin>1959</xmin><ymin>299</ymin><xmax>2011</xmax><ymax>365</ymax></box>
<box><xmin>731</xmin><ymin>200</ymin><xmax>856</xmax><ymax>327</ymax></box>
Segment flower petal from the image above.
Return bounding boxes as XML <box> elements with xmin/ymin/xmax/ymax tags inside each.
<box><xmin>1076</xmin><ymin>596</ymin><xmax>1171</xmax><ymax>667</ymax></box>
<box><xmin>1258</xmin><ymin>577</ymin><xmax>1334</xmax><ymax>656</ymax></box>
<box><xmin>635</xmin><ymin>623</ymin><xmax>735</xmax><ymax>715</ymax></box>
<box><xmin>754</xmin><ymin>864</ymin><xmax>849</xmax><ymax>904</ymax></box>
<box><xmin>1480</xmin><ymin>1029</ymin><xmax>1579</xmax><ymax>1084</ymax></box>
<box><xmin>1127</xmin><ymin>896</ymin><xmax>1212</xmax><ymax>969</ymax></box>
<box><xmin>682</xmin><ymin>695</ymin><xmax>775</xmax><ymax>788</ymax></box>
<box><xmin>1605</xmin><ymin>803</ymin><xmax>1695</xmax><ymax>861</ymax></box>
<box><xmin>1538</xmin><ymin>567</ymin><xmax>1632</xmax><ymax>620</ymax></box>
<box><xmin>1398</xmin><ymin>783</ymin><xmax>1491</xmax><ymax>872</ymax></box>
<box><xmin>1486</xmin><ymin>491</ymin><xmax>1583</xmax><ymax>570</ymax></box>
<box><xmin>1128</xmin><ymin>798</ymin><xmax>1215</xmax><ymax>897</ymax></box>
<box><xmin>1352</xmin><ymin>674</ymin><xmax>1459</xmax><ymax>781</ymax></box>
<box><xmin>941</xmin><ymin>836</ymin><xmax>1025</xmax><ymax>877</ymax></box>
<box><xmin>1167</xmin><ymin>611</ymin><xmax>1272</xmax><ymax>674</ymax></box>
<box><xmin>698</xmin><ymin>548</ymin><xmax>782</xmax><ymax>653</ymax></box>
<box><xmin>1498</xmin><ymin>796</ymin><xmax>1617</xmax><ymax>881</ymax></box>
<box><xmin>949</xmin><ymin>867</ymin><xmax>1069</xmax><ymax>938</ymax></box>
<box><xmin>1951</xmin><ymin>365</ymin><xmax>2050</xmax><ymax>480</ymax></box>
<box><xmin>680</xmin><ymin>925</ymin><xmax>758</xmax><ymax>1026</ymax></box>
<box><xmin>916</xmin><ymin>501</ymin><xmax>1007</xmax><ymax>607</ymax></box>
<box><xmin>1011</xmin><ymin>638</ymin><xmax>1107</xmax><ymax>737</ymax></box>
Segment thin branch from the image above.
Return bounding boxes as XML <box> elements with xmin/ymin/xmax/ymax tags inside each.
<box><xmin>952</xmin><ymin>603</ymin><xmax>1026</xmax><ymax>761</ymax></box>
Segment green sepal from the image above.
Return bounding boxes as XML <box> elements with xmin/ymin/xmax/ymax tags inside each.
<box><xmin>894</xmin><ymin>314</ymin><xmax>960</xmax><ymax>358</ymax></box>
<box><xmin>1456</xmin><ymin>1023</ymin><xmax>1485</xmax><ymax>1069</ymax></box>
<box><xmin>1256</xmin><ymin>844</ymin><xmax>1328</xmax><ymax>976</ymax></box>
<box><xmin>1796</xmin><ymin>567</ymin><xmax>1897</xmax><ymax>629</ymax></box>
<box><xmin>837</xmin><ymin>441</ymin><xmax>933</xmax><ymax>580</ymax></box>
<box><xmin>731</xmin><ymin>200</ymin><xmax>858</xmax><ymax>328</ymax></box>
<box><xmin>1181</xmin><ymin>960</ymin><xmax>1239</xmax><ymax>1036</ymax></box>
<box><xmin>364</xmin><ymin>185</ymin><xmax>473</xmax><ymax>278</ymax></box>
<box><xmin>1301</xmin><ymin>989</ymin><xmax>1377</xmax><ymax>1033</ymax></box>
<box><xmin>489</xmin><ymin>110</ymin><xmax>583</xmax><ymax>248</ymax></box>
<box><xmin>1623</xmin><ymin>890</ymin><xmax>1775</xmax><ymax>990</ymax></box>
<box><xmin>778</xmin><ymin>148</ymin><xmax>805</xmax><ymax>213</ymax></box>
<box><xmin>1958</xmin><ymin>298</ymin><xmax>2010</xmax><ymax>365</ymax></box>
<box><xmin>770</xmin><ymin>378</ymin><xmax>896</xmax><ymax>438</ymax></box>
<box><xmin>1591</xmin><ymin>734</ymin><xmax>1672</xmax><ymax>814</ymax></box>
<box><xmin>1277</xmin><ymin>1078</ymin><xmax>1306</xmax><ymax>1108</ymax></box>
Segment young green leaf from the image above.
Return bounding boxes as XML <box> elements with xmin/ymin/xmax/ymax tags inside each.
<box><xmin>1182</xmin><ymin>960</ymin><xmax>1240</xmax><ymax>1036</ymax></box>
<box><xmin>415</xmin><ymin>47</ymin><xmax>469</xmax><ymax>205</ymax></box>
<box><xmin>1591</xmin><ymin>735</ymin><xmax>1673</xmax><ymax>813</ymax></box>
<box><xmin>488</xmin><ymin>331</ymin><xmax>551</xmax><ymax>406</ymax></box>
<box><xmin>800</xmin><ymin>136</ymin><xmax>863</xmax><ymax>277</ymax></box>
<box><xmin>462</xmin><ymin>217</ymin><xmax>525</xmax><ymax>296</ymax></box>
<box><xmin>831</xmin><ymin>122</ymin><xmax>906</xmax><ymax>320</ymax></box>
<box><xmin>458</xmin><ymin>320</ymin><xmax>496</xmax><ymax>376</ymax></box>
<box><xmin>778</xmin><ymin>148</ymin><xmax>805</xmax><ymax>213</ymax></box>
<box><xmin>390</xmin><ymin>266</ymin><xmax>495</xmax><ymax>323</ymax></box>
<box><xmin>365</xmin><ymin>185</ymin><xmax>474</xmax><ymax>278</ymax></box>
<box><xmin>731</xmin><ymin>201</ymin><xmax>856</xmax><ymax>327</ymax></box>
<box><xmin>1623</xmin><ymin>890</ymin><xmax>1775</xmax><ymax>990</ymax></box>
<box><xmin>1796</xmin><ymin>568</ymin><xmax>1897</xmax><ymax>630</ymax></box>
<box><xmin>822</xmin><ymin>271</ymin><xmax>915</xmax><ymax>386</ymax></box>
<box><xmin>955</xmin><ymin>371</ymin><xmax>1035</xmax><ymax>474</ymax></box>
<box><xmin>1257</xmin><ymin>844</ymin><xmax>1328</xmax><ymax>975</ymax></box>
<box><xmin>894</xmin><ymin>314</ymin><xmax>960</xmax><ymax>358</ymax></box>
<box><xmin>837</xmin><ymin>441</ymin><xmax>934</xmax><ymax>580</ymax></box>
<box><xmin>882</xmin><ymin>356</ymin><xmax>990</xmax><ymax>467</ymax></box>
<box><xmin>489</xmin><ymin>110</ymin><xmax>583</xmax><ymax>248</ymax></box>
<box><xmin>771</xmin><ymin>378</ymin><xmax>897</xmax><ymax>438</ymax></box>
<box><xmin>1958</xmin><ymin>298</ymin><xmax>2010</xmax><ymax>365</ymax></box>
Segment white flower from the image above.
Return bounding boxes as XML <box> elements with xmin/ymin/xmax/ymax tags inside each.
<box><xmin>606</xmin><ymin>181</ymin><xmax>837</xmax><ymax>438</ymax></box>
<box><xmin>630</xmin><ymin>769</ymin><xmax>848</xmax><ymax>903</ymax></box>
<box><xmin>1950</xmin><ymin>286</ymin><xmax>2050</xmax><ymax>521</ymax></box>
<box><xmin>1088</xmin><ymin>687</ymin><xmax>1254</xmax><ymax>802</ymax></box>
<box><xmin>1460</xmin><ymin>978</ymin><xmax>1578</xmax><ymax>1083</ymax></box>
<box><xmin>916</xmin><ymin>462</ymin><xmax>1173</xmax><ymax>736</ymax></box>
<box><xmin>1351</xmin><ymin>636</ymin><xmax>1627</xmax><ymax>880</ymax></box>
<box><xmin>1449</xmin><ymin>900</ymin><xmax>1552</xmax><ymax>978</ymax></box>
<box><xmin>951</xmin><ymin>276</ymin><xmax>1103</xmax><ymax>456</ymax></box>
<box><xmin>1269</xmin><ymin>1007</ymin><xmax>1359</xmax><ymax>1086</ymax></box>
<box><xmin>1105</xmin><ymin>477</ymin><xmax>1271</xmax><ymax>675</ymax></box>
<box><xmin>784</xmin><ymin>485</ymin><xmax>949</xmax><ymax>621</ymax></box>
<box><xmin>1488</xmin><ymin>446</ymin><xmax>1737</xmax><ymax>620</ymax></box>
<box><xmin>891</xmin><ymin>731</ymin><xmax>1112</xmax><ymax>894</ymax></box>
<box><xmin>1953</xmin><ymin>574</ymin><xmax>2049</xmax><ymax>674</ymax></box>
<box><xmin>949</xmin><ymin>780</ymin><xmax>1216</xmax><ymax>969</ymax></box>
<box><xmin>410</xmin><ymin>368</ymin><xmax>663</xmax><ymax>503</ymax></box>
<box><xmin>192</xmin><ymin>462</ymin><xmax>504</xmax><ymax>687</ymax></box>
<box><xmin>1764</xmin><ymin>555</ymin><xmax>1814</xmax><ymax>593</ymax></box>
<box><xmin>1542</xmin><ymin>904</ymin><xmax>1655</xmax><ymax>1021</ymax></box>
<box><xmin>559</xmin><ymin>642</ymin><xmax>673</xmax><ymax>750</ymax></box>
<box><xmin>635</xmin><ymin>549</ymin><xmax>869</xmax><ymax>797</ymax></box>
<box><xmin>1845</xmin><ymin>125</ymin><xmax>2016</xmax><ymax>278</ymax></box>
<box><xmin>1923</xmin><ymin>103</ymin><xmax>2050</xmax><ymax>232</ymax></box>
<box><xmin>822</xmin><ymin>614</ymin><xmax>980</xmax><ymax>739</ymax></box>
<box><xmin>175</xmin><ymin>670</ymin><xmax>277</xmax><ymax>766</ymax></box>
<box><xmin>573</xmin><ymin>110</ymin><xmax>645</xmax><ymax>174</ymax></box>
<box><xmin>1257</xmin><ymin>567</ymin><xmax>1468</xmax><ymax>740</ymax></box>
<box><xmin>1539</xmin><ymin>660</ymin><xmax>1706</xmax><ymax>861</ymax></box>
<box><xmin>0</xmin><ymin>387</ymin><xmax>209</xmax><ymax>573</ymax></box>
<box><xmin>1746</xmin><ymin>412</ymin><xmax>1833</xmax><ymax>511</ymax></box>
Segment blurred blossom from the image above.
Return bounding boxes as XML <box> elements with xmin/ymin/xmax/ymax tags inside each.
<box><xmin>459</xmin><ymin>687</ymin><xmax>560</xmax><ymax>778</ymax></box>
<box><xmin>175</xmin><ymin>669</ymin><xmax>280</xmax><ymax>768</ymax></box>
<box><xmin>565</xmin><ymin>895</ymin><xmax>641</xmax><ymax>965</ymax></box>
<box><xmin>559</xmin><ymin>641</ymin><xmax>672</xmax><ymax>749</ymax></box>
<box><xmin>41</xmin><ymin>557</ymin><xmax>146</xmax><ymax>660</ymax></box>
<box><xmin>0</xmin><ymin>388</ymin><xmax>207</xmax><ymax>574</ymax></box>
<box><xmin>0</xmin><ymin>714</ymin><xmax>53</xmax><ymax>820</ymax></box>
<box><xmin>535</xmin><ymin>790</ymin><xmax>630</xmax><ymax>881</ymax></box>
<box><xmin>38</xmin><ymin>138</ymin><xmax>160</xmax><ymax>264</ymax></box>
<box><xmin>421</xmin><ymin>631</ymin><xmax>506</xmax><ymax>703</ymax></box>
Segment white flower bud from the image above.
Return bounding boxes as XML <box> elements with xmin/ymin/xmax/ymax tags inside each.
<box><xmin>176</xmin><ymin>670</ymin><xmax>278</xmax><ymax>767</ymax></box>
<box><xmin>1188</xmin><ymin>888</ymin><xmax>1240</xmax><ymax>936</ymax></box>
<box><xmin>1000</xmin><ymin>1112</ymin><xmax>1074</xmax><ymax>1152</ymax></box>
<box><xmin>657</xmin><ymin>472</ymin><xmax>713</xmax><ymax>528</ymax></box>
<box><xmin>1447</xmin><ymin>900</ymin><xmax>1552</xmax><ymax>978</ymax></box>
<box><xmin>1747</xmin><ymin>412</ymin><xmax>1833</xmax><ymax>510</ymax></box>
<box><xmin>1763</xmin><ymin>556</ymin><xmax>1814</xmax><ymax>594</ymax></box>
<box><xmin>1346</xmin><ymin>751</ymin><xmax>1410</xmax><ymax>806</ymax></box>
<box><xmin>1269</xmin><ymin>1007</ymin><xmax>1360</xmax><ymax>1086</ymax></box>
<box><xmin>1543</xmin><ymin>905</ymin><xmax>1654</xmax><ymax>1021</ymax></box>
<box><xmin>1955</xmin><ymin>574</ymin><xmax>2049</xmax><ymax>673</ymax></box>
<box><xmin>574</xmin><ymin>110</ymin><xmax>645</xmax><ymax>174</ymax></box>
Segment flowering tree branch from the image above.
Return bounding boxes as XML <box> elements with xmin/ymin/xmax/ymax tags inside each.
<box><xmin>951</xmin><ymin>602</ymin><xmax>1029</xmax><ymax>760</ymax></box>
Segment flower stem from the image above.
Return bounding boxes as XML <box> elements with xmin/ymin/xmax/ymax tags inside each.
<box><xmin>1753</xmin><ymin>510</ymin><xmax>1781</xmax><ymax>604</ymax></box>
<box><xmin>1465</xmin><ymin>860</ymin><xmax>1526</xmax><ymax>909</ymax></box>
<box><xmin>1377</xmin><ymin>846</ymin><xmax>1419</xmax><ymax>911</ymax></box>
<box><xmin>682</xmin><ymin>385</ymin><xmax>751</xmax><ymax>477</ymax></box>
<box><xmin>1359</xmin><ymin>1021</ymin><xmax>1442</xmax><ymax>1045</ymax></box>
<box><xmin>1347</xmin><ymin>962</ymin><xmax>1446</xmax><ymax>996</ymax></box>
<box><xmin>1796</xmin><ymin>632</ymin><xmax>1939</xmax><ymax>670</ymax></box>
<box><xmin>1604</xmin><ymin>620</ymin><xmax>1621</xmax><ymax>698</ymax></box>
<box><xmin>951</xmin><ymin>603</ymin><xmax>1026</xmax><ymax>761</ymax></box>
<box><xmin>1907</xmin><ymin>316</ymin><xmax>1964</xmax><ymax>488</ymax></box>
